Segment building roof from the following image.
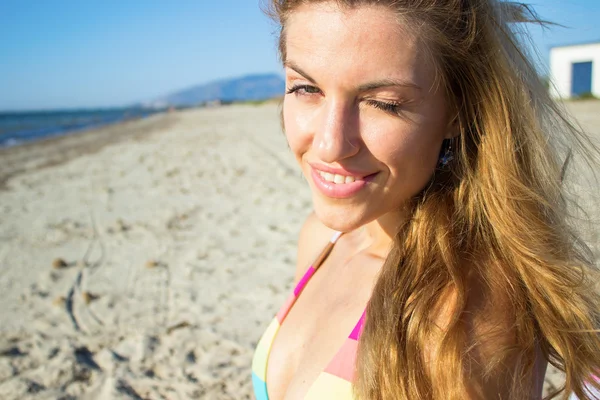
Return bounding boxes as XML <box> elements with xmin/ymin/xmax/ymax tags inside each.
<box><xmin>550</xmin><ymin>39</ymin><xmax>600</xmax><ymax>50</ymax></box>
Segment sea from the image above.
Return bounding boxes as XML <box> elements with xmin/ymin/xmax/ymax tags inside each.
<box><xmin>0</xmin><ymin>108</ymin><xmax>162</xmax><ymax>148</ymax></box>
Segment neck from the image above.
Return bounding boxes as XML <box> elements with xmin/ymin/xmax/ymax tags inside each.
<box><xmin>356</xmin><ymin>208</ymin><xmax>408</xmax><ymax>259</ymax></box>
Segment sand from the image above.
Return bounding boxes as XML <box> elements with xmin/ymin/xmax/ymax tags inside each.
<box><xmin>0</xmin><ymin>101</ymin><xmax>598</xmax><ymax>399</ymax></box>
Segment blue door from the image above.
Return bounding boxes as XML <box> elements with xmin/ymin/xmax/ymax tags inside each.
<box><xmin>571</xmin><ymin>61</ymin><xmax>593</xmax><ymax>97</ymax></box>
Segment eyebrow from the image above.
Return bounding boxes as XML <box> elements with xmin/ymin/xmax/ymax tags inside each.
<box><xmin>284</xmin><ymin>61</ymin><xmax>318</xmax><ymax>84</ymax></box>
<box><xmin>284</xmin><ymin>60</ymin><xmax>422</xmax><ymax>92</ymax></box>
<box><xmin>357</xmin><ymin>79</ymin><xmax>422</xmax><ymax>92</ymax></box>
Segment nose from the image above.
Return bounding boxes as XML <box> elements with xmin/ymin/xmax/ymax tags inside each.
<box><xmin>312</xmin><ymin>99</ymin><xmax>360</xmax><ymax>163</ymax></box>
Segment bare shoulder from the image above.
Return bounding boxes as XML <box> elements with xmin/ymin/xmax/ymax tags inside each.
<box><xmin>293</xmin><ymin>211</ymin><xmax>336</xmax><ymax>284</ymax></box>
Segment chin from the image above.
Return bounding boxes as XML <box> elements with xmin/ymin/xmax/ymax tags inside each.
<box><xmin>312</xmin><ymin>197</ymin><xmax>368</xmax><ymax>233</ymax></box>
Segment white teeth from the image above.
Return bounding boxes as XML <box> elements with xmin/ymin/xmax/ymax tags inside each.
<box><xmin>317</xmin><ymin>171</ymin><xmax>358</xmax><ymax>184</ymax></box>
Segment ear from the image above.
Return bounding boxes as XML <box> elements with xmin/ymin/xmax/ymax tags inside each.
<box><xmin>444</xmin><ymin>113</ymin><xmax>461</xmax><ymax>139</ymax></box>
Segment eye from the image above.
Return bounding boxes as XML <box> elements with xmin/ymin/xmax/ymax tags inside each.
<box><xmin>286</xmin><ymin>84</ymin><xmax>322</xmax><ymax>96</ymax></box>
<box><xmin>366</xmin><ymin>99</ymin><xmax>402</xmax><ymax>115</ymax></box>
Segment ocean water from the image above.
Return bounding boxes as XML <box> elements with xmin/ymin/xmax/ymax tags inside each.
<box><xmin>0</xmin><ymin>108</ymin><xmax>161</xmax><ymax>148</ymax></box>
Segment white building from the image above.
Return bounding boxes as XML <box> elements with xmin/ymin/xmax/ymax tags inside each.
<box><xmin>549</xmin><ymin>41</ymin><xmax>600</xmax><ymax>99</ymax></box>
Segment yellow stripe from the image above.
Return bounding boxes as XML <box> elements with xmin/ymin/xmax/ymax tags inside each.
<box><xmin>305</xmin><ymin>372</ymin><xmax>357</xmax><ymax>399</ymax></box>
<box><xmin>251</xmin><ymin>318</ymin><xmax>280</xmax><ymax>380</ymax></box>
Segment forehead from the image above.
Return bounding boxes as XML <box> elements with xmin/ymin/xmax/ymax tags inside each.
<box><xmin>284</xmin><ymin>3</ymin><xmax>435</xmax><ymax>89</ymax></box>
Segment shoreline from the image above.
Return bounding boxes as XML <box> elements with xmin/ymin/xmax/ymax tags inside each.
<box><xmin>0</xmin><ymin>111</ymin><xmax>176</xmax><ymax>190</ymax></box>
<box><xmin>0</xmin><ymin>108</ymin><xmax>164</xmax><ymax>149</ymax></box>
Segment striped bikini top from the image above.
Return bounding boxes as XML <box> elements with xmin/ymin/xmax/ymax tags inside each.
<box><xmin>252</xmin><ymin>231</ymin><xmax>365</xmax><ymax>400</ymax></box>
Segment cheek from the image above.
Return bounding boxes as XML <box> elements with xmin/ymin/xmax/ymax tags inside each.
<box><xmin>283</xmin><ymin>99</ymin><xmax>312</xmax><ymax>159</ymax></box>
<box><xmin>366</xmin><ymin>122</ymin><xmax>443</xmax><ymax>176</ymax></box>
<box><xmin>282</xmin><ymin>102</ymin><xmax>298</xmax><ymax>151</ymax></box>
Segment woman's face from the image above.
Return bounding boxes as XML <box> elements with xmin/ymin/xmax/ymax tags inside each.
<box><xmin>283</xmin><ymin>3</ymin><xmax>453</xmax><ymax>232</ymax></box>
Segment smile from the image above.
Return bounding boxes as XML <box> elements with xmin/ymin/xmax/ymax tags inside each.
<box><xmin>310</xmin><ymin>165</ymin><xmax>377</xmax><ymax>199</ymax></box>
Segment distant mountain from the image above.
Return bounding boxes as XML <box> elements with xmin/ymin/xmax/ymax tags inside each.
<box><xmin>147</xmin><ymin>73</ymin><xmax>285</xmax><ymax>108</ymax></box>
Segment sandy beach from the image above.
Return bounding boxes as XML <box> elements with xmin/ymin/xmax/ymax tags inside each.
<box><xmin>0</xmin><ymin>101</ymin><xmax>598</xmax><ymax>399</ymax></box>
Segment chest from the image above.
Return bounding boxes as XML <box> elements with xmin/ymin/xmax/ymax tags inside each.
<box><xmin>266</xmin><ymin>258</ymin><xmax>376</xmax><ymax>400</ymax></box>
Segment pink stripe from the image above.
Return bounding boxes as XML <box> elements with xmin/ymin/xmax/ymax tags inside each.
<box><xmin>294</xmin><ymin>267</ymin><xmax>316</xmax><ymax>296</ymax></box>
<box><xmin>349</xmin><ymin>310</ymin><xmax>366</xmax><ymax>340</ymax></box>
<box><xmin>324</xmin><ymin>338</ymin><xmax>359</xmax><ymax>381</ymax></box>
<box><xmin>276</xmin><ymin>292</ymin><xmax>297</xmax><ymax>323</ymax></box>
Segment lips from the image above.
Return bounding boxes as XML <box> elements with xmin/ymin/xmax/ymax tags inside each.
<box><xmin>308</xmin><ymin>162</ymin><xmax>372</xmax><ymax>179</ymax></box>
<box><xmin>308</xmin><ymin>163</ymin><xmax>378</xmax><ymax>199</ymax></box>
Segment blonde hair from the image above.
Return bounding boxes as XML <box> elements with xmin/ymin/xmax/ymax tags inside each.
<box><xmin>264</xmin><ymin>0</ymin><xmax>600</xmax><ymax>398</ymax></box>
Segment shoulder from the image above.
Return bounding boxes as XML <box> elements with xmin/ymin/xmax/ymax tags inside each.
<box><xmin>293</xmin><ymin>211</ymin><xmax>336</xmax><ymax>284</ymax></box>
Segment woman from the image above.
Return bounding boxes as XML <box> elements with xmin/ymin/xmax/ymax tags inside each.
<box><xmin>252</xmin><ymin>0</ymin><xmax>600</xmax><ymax>399</ymax></box>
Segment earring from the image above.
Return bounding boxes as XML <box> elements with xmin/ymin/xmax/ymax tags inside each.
<box><xmin>438</xmin><ymin>139</ymin><xmax>454</xmax><ymax>167</ymax></box>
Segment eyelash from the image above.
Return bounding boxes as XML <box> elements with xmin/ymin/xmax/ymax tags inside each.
<box><xmin>286</xmin><ymin>84</ymin><xmax>320</xmax><ymax>95</ymax></box>
<box><xmin>365</xmin><ymin>99</ymin><xmax>402</xmax><ymax>114</ymax></box>
<box><xmin>285</xmin><ymin>84</ymin><xmax>403</xmax><ymax>115</ymax></box>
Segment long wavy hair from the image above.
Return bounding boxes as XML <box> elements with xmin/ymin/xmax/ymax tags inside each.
<box><xmin>264</xmin><ymin>0</ymin><xmax>600</xmax><ymax>398</ymax></box>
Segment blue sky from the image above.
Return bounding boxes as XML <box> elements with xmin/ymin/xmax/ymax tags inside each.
<box><xmin>1</xmin><ymin>0</ymin><xmax>599</xmax><ymax>111</ymax></box>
